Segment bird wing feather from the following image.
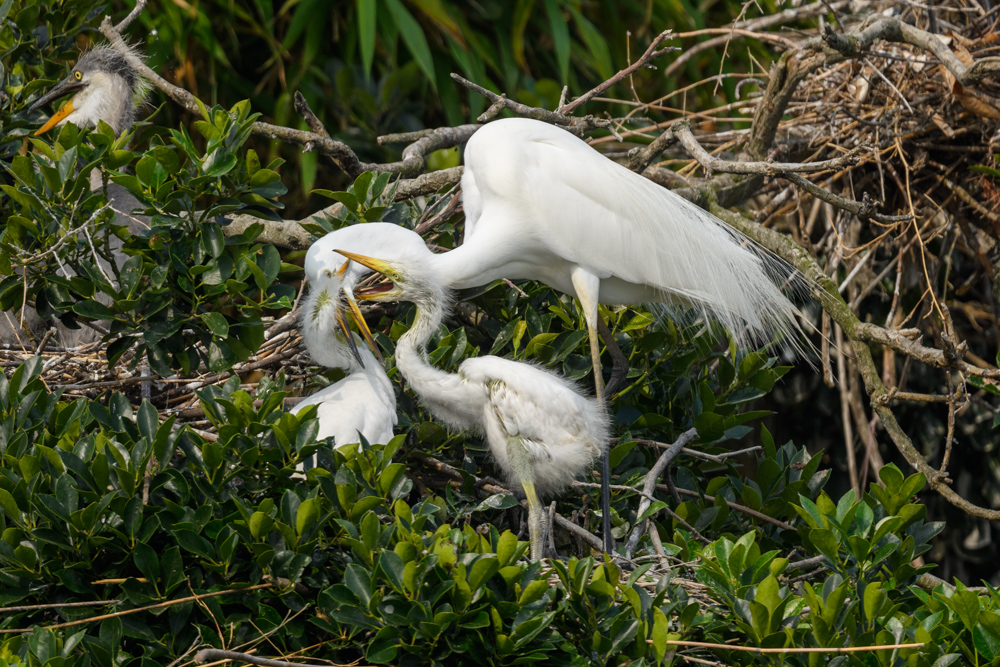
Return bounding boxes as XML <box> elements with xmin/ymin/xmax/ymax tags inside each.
<box><xmin>464</xmin><ymin>118</ymin><xmax>802</xmax><ymax>348</ymax></box>
<box><xmin>293</xmin><ymin>374</ymin><xmax>396</xmax><ymax>446</ymax></box>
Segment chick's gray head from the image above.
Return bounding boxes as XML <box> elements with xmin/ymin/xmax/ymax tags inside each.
<box><xmin>30</xmin><ymin>44</ymin><xmax>147</xmax><ymax>136</ymax></box>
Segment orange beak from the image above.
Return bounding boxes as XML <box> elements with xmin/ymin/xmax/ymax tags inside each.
<box><xmin>34</xmin><ymin>99</ymin><xmax>74</xmax><ymax>136</ymax></box>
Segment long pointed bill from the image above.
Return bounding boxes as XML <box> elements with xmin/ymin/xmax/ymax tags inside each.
<box><xmin>29</xmin><ymin>75</ymin><xmax>85</xmax><ymax>136</ymax></box>
<box><xmin>34</xmin><ymin>99</ymin><xmax>75</xmax><ymax>136</ymax></box>
<box><xmin>334</xmin><ymin>303</ymin><xmax>365</xmax><ymax>368</ymax></box>
<box><xmin>343</xmin><ymin>286</ymin><xmax>382</xmax><ymax>362</ymax></box>
<box><xmin>334</xmin><ymin>250</ymin><xmax>394</xmax><ymax>277</ymax></box>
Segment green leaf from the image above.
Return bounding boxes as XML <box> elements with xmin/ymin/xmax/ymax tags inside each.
<box><xmin>693</xmin><ymin>411</ymin><xmax>724</xmax><ymax>441</ymax></box>
<box><xmin>357</xmin><ymin>0</ymin><xmax>377</xmax><ymax>77</ymax></box>
<box><xmin>72</xmin><ymin>300</ymin><xmax>116</xmax><ymax>320</ymax></box>
<box><xmin>567</xmin><ymin>8</ymin><xmax>613</xmax><ymax>80</ymax></box>
<box><xmin>384</xmin><ymin>0</ymin><xmax>437</xmax><ymax>89</ymax></box>
<box><xmin>809</xmin><ymin>528</ymin><xmax>840</xmax><ymax>563</ymax></box>
<box><xmin>951</xmin><ymin>589</ymin><xmax>982</xmax><ymax>632</ymax></box>
<box><xmin>201</xmin><ymin>312</ymin><xmax>230</xmax><ymax>338</ymax></box>
<box><xmin>136</xmin><ymin>155</ymin><xmax>167</xmax><ymax>189</ymax></box>
<box><xmin>475</xmin><ymin>493</ymin><xmax>519</xmax><ymax>512</ymax></box>
<box><xmin>543</xmin><ymin>0</ymin><xmax>570</xmax><ymax>84</ymax></box>
<box><xmin>206</xmin><ymin>340</ymin><xmax>236</xmax><ymax>371</ymax></box>
<box><xmin>0</xmin><ymin>488</ymin><xmax>21</xmax><ymax>519</ymax></box>
<box><xmin>137</xmin><ymin>400</ymin><xmax>158</xmax><ymax>442</ymax></box>
<box><xmin>367</xmin><ymin>626</ymin><xmax>399</xmax><ymax>663</ymax></box>
<box><xmin>295</xmin><ymin>497</ymin><xmax>319</xmax><ymax>536</ymax></box>
<box><xmin>345</xmin><ymin>562</ymin><xmax>373</xmax><ymax>608</ymax></box>
<box><xmin>133</xmin><ymin>542</ymin><xmax>160</xmax><ymax>582</ymax></box>
<box><xmin>378</xmin><ymin>550</ymin><xmax>405</xmax><ymax>592</ymax></box>
<box><xmin>202</xmin><ymin>223</ymin><xmax>225</xmax><ymax>258</ymax></box>
<box><xmin>496</xmin><ymin>530</ymin><xmax>517</xmax><ymax>567</ymax></box>
<box><xmin>468</xmin><ymin>556</ymin><xmax>499</xmax><ymax>590</ymax></box>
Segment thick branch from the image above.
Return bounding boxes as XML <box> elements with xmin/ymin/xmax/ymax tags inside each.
<box><xmin>672</xmin><ymin>121</ymin><xmax>863</xmax><ymax>174</ymax></box>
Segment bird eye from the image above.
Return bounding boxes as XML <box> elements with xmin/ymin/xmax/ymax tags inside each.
<box><xmin>74</xmin><ymin>71</ymin><xmax>81</xmax><ymax>80</ymax></box>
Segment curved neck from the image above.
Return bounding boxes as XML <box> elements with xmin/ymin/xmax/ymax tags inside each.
<box><xmin>394</xmin><ymin>294</ymin><xmax>454</xmax><ymax>393</ymax></box>
<box><xmin>432</xmin><ymin>234</ymin><xmax>507</xmax><ymax>289</ymax></box>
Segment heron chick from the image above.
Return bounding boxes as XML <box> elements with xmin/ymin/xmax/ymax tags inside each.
<box><xmin>338</xmin><ymin>243</ymin><xmax>609</xmax><ymax>561</ymax></box>
<box><xmin>29</xmin><ymin>44</ymin><xmax>148</xmax><ymax>136</ymax></box>
<box><xmin>4</xmin><ymin>44</ymin><xmax>150</xmax><ymax>349</ymax></box>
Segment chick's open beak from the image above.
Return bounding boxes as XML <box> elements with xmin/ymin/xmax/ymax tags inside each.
<box><xmin>334</xmin><ymin>250</ymin><xmax>400</xmax><ymax>301</ymax></box>
<box><xmin>342</xmin><ymin>285</ymin><xmax>382</xmax><ymax>363</ymax></box>
<box><xmin>29</xmin><ymin>75</ymin><xmax>85</xmax><ymax>136</ymax></box>
<box><xmin>334</xmin><ymin>303</ymin><xmax>365</xmax><ymax>368</ymax></box>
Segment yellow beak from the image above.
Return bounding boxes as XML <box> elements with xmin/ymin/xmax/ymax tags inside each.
<box><xmin>334</xmin><ymin>249</ymin><xmax>395</xmax><ymax>276</ymax></box>
<box><xmin>342</xmin><ymin>286</ymin><xmax>382</xmax><ymax>362</ymax></box>
<box><xmin>35</xmin><ymin>99</ymin><xmax>74</xmax><ymax>136</ymax></box>
<box><xmin>334</xmin><ymin>303</ymin><xmax>365</xmax><ymax>367</ymax></box>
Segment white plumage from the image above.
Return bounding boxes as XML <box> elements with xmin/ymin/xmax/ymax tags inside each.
<box><xmin>338</xmin><ymin>244</ymin><xmax>609</xmax><ymax>561</ymax></box>
<box><xmin>458</xmin><ymin>118</ymin><xmax>801</xmax><ymax>346</ymax></box>
<box><xmin>306</xmin><ymin>118</ymin><xmax>805</xmax><ymax>553</ymax></box>
<box><xmin>294</xmin><ymin>267</ymin><xmax>396</xmax><ymax>468</ymax></box>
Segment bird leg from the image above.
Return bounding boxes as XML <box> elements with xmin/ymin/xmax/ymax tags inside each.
<box><xmin>597</xmin><ymin>317</ymin><xmax>629</xmax><ymax>397</ymax></box>
<box><xmin>506</xmin><ymin>435</ymin><xmax>545</xmax><ymax>561</ymax></box>
<box><xmin>571</xmin><ymin>268</ymin><xmax>614</xmax><ymax>556</ymax></box>
<box><xmin>587</xmin><ymin>321</ymin><xmax>614</xmax><ymax>556</ymax></box>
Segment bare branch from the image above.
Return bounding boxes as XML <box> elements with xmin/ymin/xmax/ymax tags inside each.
<box><xmin>625</xmin><ymin>428</ymin><xmax>698</xmax><ymax>558</ymax></box>
<box><xmin>671</xmin><ymin>121</ymin><xmax>864</xmax><ymax>175</ymax></box>
<box><xmin>112</xmin><ymin>0</ymin><xmax>146</xmax><ymax>32</ymax></box>
<box><xmin>557</xmin><ymin>30</ymin><xmax>678</xmax><ymax>115</ymax></box>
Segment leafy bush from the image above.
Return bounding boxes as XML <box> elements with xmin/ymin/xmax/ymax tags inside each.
<box><xmin>2</xmin><ymin>351</ymin><xmax>999</xmax><ymax>666</ymax></box>
<box><xmin>1</xmin><ymin>101</ymin><xmax>291</xmax><ymax>373</ymax></box>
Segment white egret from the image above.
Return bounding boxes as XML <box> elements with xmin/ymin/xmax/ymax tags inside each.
<box><xmin>8</xmin><ymin>45</ymin><xmax>148</xmax><ymax>348</ymax></box>
<box><xmin>336</xmin><ymin>243</ymin><xmax>609</xmax><ymax>561</ymax></box>
<box><xmin>294</xmin><ymin>263</ymin><xmax>396</xmax><ymax>470</ymax></box>
<box><xmin>307</xmin><ymin>115</ymin><xmax>807</xmax><ymax>553</ymax></box>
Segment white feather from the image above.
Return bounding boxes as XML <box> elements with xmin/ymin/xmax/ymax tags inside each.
<box><xmin>456</xmin><ymin>117</ymin><xmax>805</xmax><ymax>350</ymax></box>
<box><xmin>295</xmin><ymin>268</ymin><xmax>397</xmax><ymax>457</ymax></box>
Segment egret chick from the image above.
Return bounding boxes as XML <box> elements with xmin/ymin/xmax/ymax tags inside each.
<box><xmin>337</xmin><ymin>246</ymin><xmax>609</xmax><ymax>561</ymax></box>
<box><xmin>295</xmin><ymin>265</ymin><xmax>396</xmax><ymax>469</ymax></box>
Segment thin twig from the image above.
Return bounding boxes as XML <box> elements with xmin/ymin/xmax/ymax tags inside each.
<box><xmin>0</xmin><ymin>584</ymin><xmax>273</xmax><ymax>634</ymax></box>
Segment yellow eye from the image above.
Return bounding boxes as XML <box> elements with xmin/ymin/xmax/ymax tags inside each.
<box><xmin>74</xmin><ymin>71</ymin><xmax>81</xmax><ymax>80</ymax></box>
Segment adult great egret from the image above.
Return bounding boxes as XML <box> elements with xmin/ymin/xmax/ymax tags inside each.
<box><xmin>9</xmin><ymin>45</ymin><xmax>148</xmax><ymax>348</ymax></box>
<box><xmin>336</xmin><ymin>243</ymin><xmax>609</xmax><ymax>561</ymax></box>
<box><xmin>293</xmin><ymin>264</ymin><xmax>396</xmax><ymax>469</ymax></box>
<box><xmin>308</xmin><ymin>115</ymin><xmax>806</xmax><ymax>552</ymax></box>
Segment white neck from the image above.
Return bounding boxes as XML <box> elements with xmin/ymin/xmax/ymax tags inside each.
<box><xmin>432</xmin><ymin>233</ymin><xmax>509</xmax><ymax>289</ymax></box>
<box><xmin>394</xmin><ymin>293</ymin><xmax>481</xmax><ymax>430</ymax></box>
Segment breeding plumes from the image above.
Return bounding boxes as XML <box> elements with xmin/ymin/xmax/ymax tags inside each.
<box><xmin>308</xmin><ymin>120</ymin><xmax>806</xmax><ymax>553</ymax></box>
<box><xmin>336</xmin><ymin>244</ymin><xmax>609</xmax><ymax>561</ymax></box>
<box><xmin>10</xmin><ymin>45</ymin><xmax>149</xmax><ymax>348</ymax></box>
<box><xmin>294</xmin><ymin>263</ymin><xmax>396</xmax><ymax>469</ymax></box>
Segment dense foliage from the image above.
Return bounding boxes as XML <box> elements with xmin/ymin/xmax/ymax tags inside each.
<box><xmin>2</xmin><ymin>352</ymin><xmax>1000</xmax><ymax>666</ymax></box>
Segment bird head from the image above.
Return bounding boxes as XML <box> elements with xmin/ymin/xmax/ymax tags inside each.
<box><xmin>300</xmin><ymin>266</ymin><xmax>381</xmax><ymax>371</ymax></box>
<box><xmin>306</xmin><ymin>221</ymin><xmax>442</xmax><ymax>311</ymax></box>
<box><xmin>29</xmin><ymin>45</ymin><xmax>146</xmax><ymax>136</ymax></box>
<box><xmin>333</xmin><ymin>247</ymin><xmax>448</xmax><ymax>315</ymax></box>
